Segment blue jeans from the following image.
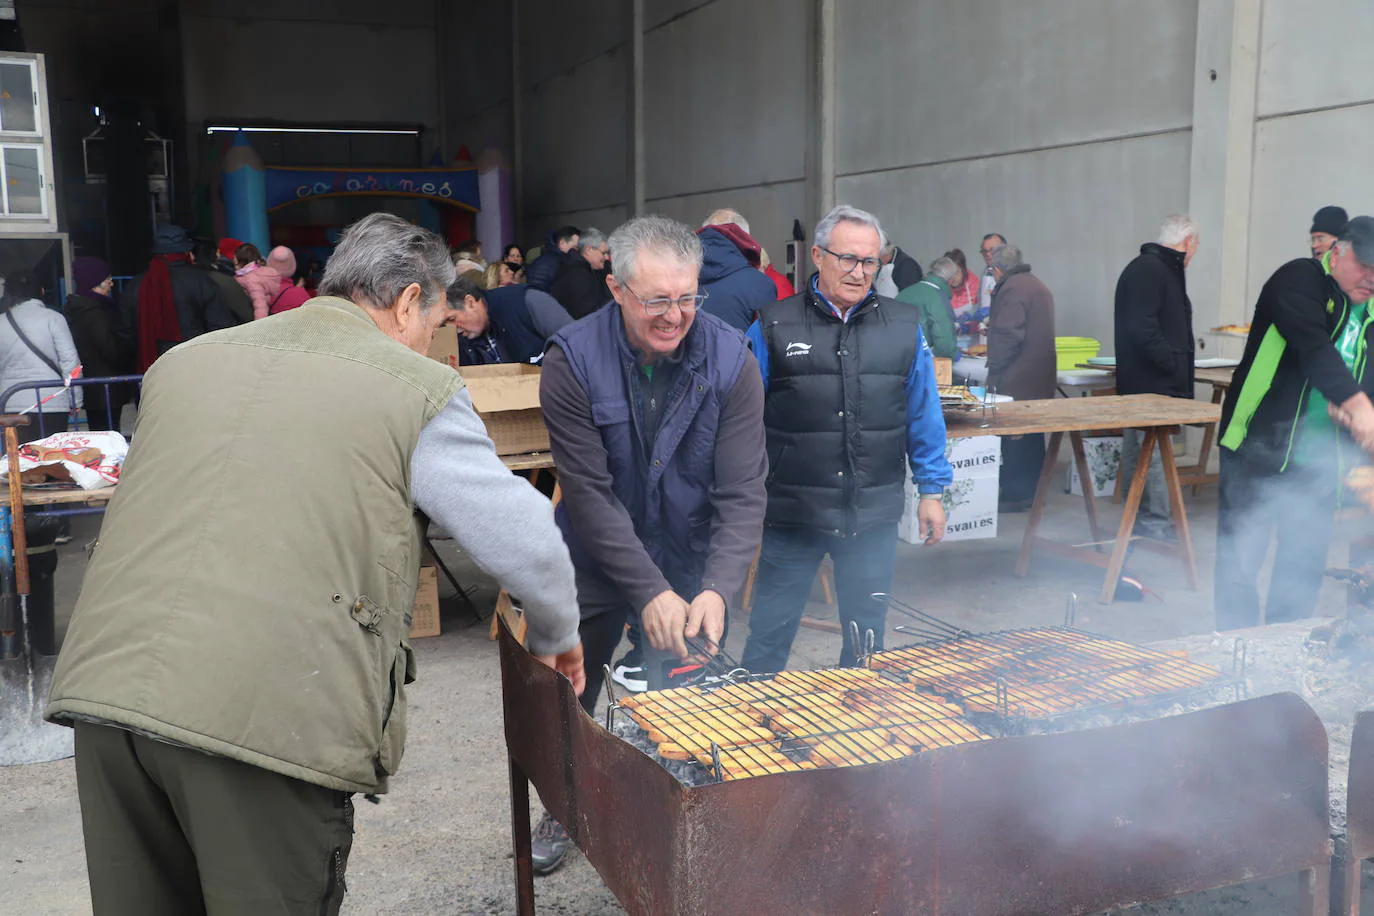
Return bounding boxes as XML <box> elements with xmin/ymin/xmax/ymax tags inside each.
<box><xmin>741</xmin><ymin>522</ymin><xmax>900</xmax><ymax>674</ymax></box>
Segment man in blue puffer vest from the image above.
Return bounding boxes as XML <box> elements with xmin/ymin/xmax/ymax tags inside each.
<box><xmin>532</xmin><ymin>215</ymin><xmax>768</xmax><ymax>874</ymax></box>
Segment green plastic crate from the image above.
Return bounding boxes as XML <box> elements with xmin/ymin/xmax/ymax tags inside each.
<box><xmin>1055</xmin><ymin>336</ymin><xmax>1100</xmax><ymax>371</ymax></box>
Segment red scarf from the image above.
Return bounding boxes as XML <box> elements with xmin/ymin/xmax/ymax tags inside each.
<box><xmin>136</xmin><ymin>252</ymin><xmax>191</xmax><ymax>371</ymax></box>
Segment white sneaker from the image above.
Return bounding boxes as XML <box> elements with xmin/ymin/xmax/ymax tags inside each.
<box><xmin>610</xmin><ymin>658</ymin><xmax>648</xmax><ymax>693</ymax></box>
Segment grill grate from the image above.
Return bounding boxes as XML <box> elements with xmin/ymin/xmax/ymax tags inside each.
<box><xmin>612</xmin><ymin>616</ymin><xmax>1236</xmax><ymax>782</ymax></box>
<box><xmin>614</xmin><ymin>666</ymin><xmax>989</xmax><ymax>781</ymax></box>
<box><xmin>871</xmin><ymin>627</ymin><xmax>1236</xmax><ymax>722</ymax></box>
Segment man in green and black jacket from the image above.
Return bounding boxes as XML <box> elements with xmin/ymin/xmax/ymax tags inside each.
<box><xmin>1216</xmin><ymin>216</ymin><xmax>1374</xmax><ymax>630</ymax></box>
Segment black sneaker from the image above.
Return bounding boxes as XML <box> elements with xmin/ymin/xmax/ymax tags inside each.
<box><xmin>531</xmin><ymin>811</ymin><xmax>572</xmax><ymax>875</ymax></box>
<box><xmin>610</xmin><ymin>649</ymin><xmax>647</xmax><ymax>693</ymax></box>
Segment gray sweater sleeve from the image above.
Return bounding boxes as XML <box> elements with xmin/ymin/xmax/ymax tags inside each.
<box><xmin>410</xmin><ymin>388</ymin><xmax>580</xmax><ymax>655</ymax></box>
<box><xmin>524</xmin><ymin>289</ymin><xmax>575</xmax><ymax>341</ymax></box>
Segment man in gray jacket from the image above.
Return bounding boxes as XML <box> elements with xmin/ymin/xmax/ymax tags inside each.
<box><xmin>47</xmin><ymin>214</ymin><xmax>584</xmax><ymax>916</ymax></box>
<box><xmin>986</xmin><ymin>244</ymin><xmax>1056</xmax><ymax>510</ymax></box>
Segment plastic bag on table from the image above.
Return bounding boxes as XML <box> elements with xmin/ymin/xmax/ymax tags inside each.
<box><xmin>1</xmin><ymin>429</ymin><xmax>128</xmax><ymax>490</ymax></box>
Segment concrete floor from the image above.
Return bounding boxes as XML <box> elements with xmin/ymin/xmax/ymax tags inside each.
<box><xmin>1</xmin><ymin>457</ymin><xmax>1369</xmax><ymax>915</ymax></box>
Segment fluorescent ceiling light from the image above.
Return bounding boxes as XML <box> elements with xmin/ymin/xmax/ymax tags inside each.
<box><xmin>205</xmin><ymin>126</ymin><xmax>420</xmax><ymax>136</ymax></box>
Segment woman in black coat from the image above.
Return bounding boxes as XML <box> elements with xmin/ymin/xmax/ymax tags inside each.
<box><xmin>66</xmin><ymin>256</ymin><xmax>134</xmax><ymax>431</ymax></box>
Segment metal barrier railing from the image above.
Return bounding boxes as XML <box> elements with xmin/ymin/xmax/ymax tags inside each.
<box><xmin>0</xmin><ymin>375</ymin><xmax>144</xmax><ymax>517</ymax></box>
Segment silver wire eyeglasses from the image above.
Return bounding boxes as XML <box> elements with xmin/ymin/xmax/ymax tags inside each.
<box><xmin>623</xmin><ymin>282</ymin><xmax>708</xmax><ymax>316</ymax></box>
<box><xmin>819</xmin><ymin>246</ymin><xmax>882</xmax><ymax>275</ymax></box>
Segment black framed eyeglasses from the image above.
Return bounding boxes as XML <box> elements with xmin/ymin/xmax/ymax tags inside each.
<box><xmin>623</xmin><ymin>282</ymin><xmax>708</xmax><ymax>316</ymax></box>
<box><xmin>819</xmin><ymin>246</ymin><xmax>881</xmax><ymax>275</ymax></box>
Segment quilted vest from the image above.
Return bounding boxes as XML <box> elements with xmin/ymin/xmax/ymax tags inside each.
<box><xmin>758</xmin><ymin>288</ymin><xmax>922</xmax><ymax>535</ymax></box>
<box><xmin>550</xmin><ymin>306</ymin><xmax>749</xmax><ymax>598</ymax></box>
<box><xmin>47</xmin><ymin>297</ymin><xmax>465</xmax><ymax>794</ymax></box>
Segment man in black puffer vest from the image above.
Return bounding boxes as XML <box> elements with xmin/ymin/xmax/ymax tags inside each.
<box><xmin>741</xmin><ymin>206</ymin><xmax>954</xmax><ymax>673</ymax></box>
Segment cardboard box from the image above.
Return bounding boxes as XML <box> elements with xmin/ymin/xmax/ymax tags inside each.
<box><xmin>944</xmin><ymin>436</ymin><xmax>1001</xmax><ymax>478</ymax></box>
<box><xmin>458</xmin><ymin>363</ymin><xmax>549</xmax><ymax>456</ymax></box>
<box><xmin>900</xmin><ymin>475</ymin><xmax>999</xmax><ymax>544</ymax></box>
<box><xmin>900</xmin><ymin>438</ymin><xmax>1001</xmax><ymax>544</ymax></box>
<box><xmin>1065</xmin><ymin>435</ymin><xmax>1122</xmax><ymax>497</ymax></box>
<box><xmin>934</xmin><ymin>357</ymin><xmax>953</xmax><ymax>387</ymax></box>
<box><xmin>428</xmin><ymin>326</ymin><xmax>460</xmax><ymax>368</ymax></box>
<box><xmin>409</xmin><ymin>565</ymin><xmax>440</xmax><ymax>639</ymax></box>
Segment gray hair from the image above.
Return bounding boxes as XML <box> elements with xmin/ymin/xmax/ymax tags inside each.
<box><xmin>609</xmin><ymin>215</ymin><xmax>703</xmax><ymax>286</ymax></box>
<box><xmin>1158</xmin><ymin>214</ymin><xmax>1200</xmax><ymax>247</ymax></box>
<box><xmin>577</xmin><ymin>228</ymin><xmax>607</xmax><ymax>251</ymax></box>
<box><xmin>928</xmin><ymin>256</ymin><xmax>961</xmax><ymax>285</ymax></box>
<box><xmin>989</xmin><ymin>245</ymin><xmax>1024</xmax><ymax>273</ymax></box>
<box><xmin>321</xmin><ymin>213</ymin><xmax>454</xmax><ymax>310</ymax></box>
<box><xmin>814</xmin><ymin>205</ymin><xmax>887</xmax><ymax>250</ymax></box>
<box><xmin>702</xmin><ymin>208</ymin><xmax>750</xmax><ymax>234</ymax></box>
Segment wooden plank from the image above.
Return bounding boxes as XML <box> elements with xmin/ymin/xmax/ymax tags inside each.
<box><xmin>1194</xmin><ymin>367</ymin><xmax>1235</xmax><ymax>388</ymax></box>
<box><xmin>1015</xmin><ymin>431</ymin><xmax>1064</xmax><ymax>578</ymax></box>
<box><xmin>502</xmin><ymin>452</ymin><xmax>556</xmax><ymax>472</ymax></box>
<box><xmin>799</xmin><ymin>616</ymin><xmax>843</xmax><ymax>635</ymax></box>
<box><xmin>1068</xmin><ymin>431</ymin><xmax>1104</xmax><ymax>549</ymax></box>
<box><xmin>1157</xmin><ymin>429</ymin><xmax>1199</xmax><ymax>589</ymax></box>
<box><xmin>945</xmin><ymin>394</ymin><xmax>1221</xmax><ymax>439</ymax></box>
<box><xmin>20</xmin><ymin>487</ymin><xmax>115</xmax><ymax>507</ymax></box>
<box><xmin>1099</xmin><ymin>428</ymin><xmax>1158</xmax><ymax>603</ymax></box>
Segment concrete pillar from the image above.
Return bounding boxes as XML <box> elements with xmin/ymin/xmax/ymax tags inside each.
<box><xmin>1187</xmin><ymin>0</ymin><xmax>1263</xmax><ymax>353</ymax></box>
<box><xmin>805</xmin><ymin>0</ymin><xmax>834</xmax><ymax>229</ymax></box>
<box><xmin>628</xmin><ymin>0</ymin><xmax>645</xmax><ymax>217</ymax></box>
<box><xmin>511</xmin><ymin>0</ymin><xmax>524</xmax><ymax>242</ymax></box>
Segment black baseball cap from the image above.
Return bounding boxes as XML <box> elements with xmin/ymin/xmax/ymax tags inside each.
<box><xmin>1339</xmin><ymin>216</ymin><xmax>1374</xmax><ymax>265</ymax></box>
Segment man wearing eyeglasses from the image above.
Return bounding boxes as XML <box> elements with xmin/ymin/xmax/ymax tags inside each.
<box><xmin>739</xmin><ymin>205</ymin><xmax>954</xmax><ymax>675</ymax></box>
<box><xmin>978</xmin><ymin>232</ymin><xmax>1008</xmax><ymax>321</ymax></box>
<box><xmin>1217</xmin><ymin>215</ymin><xmax>1374</xmax><ymax>630</ymax></box>
<box><xmin>532</xmin><ymin>215</ymin><xmax>767</xmax><ymax>873</ymax></box>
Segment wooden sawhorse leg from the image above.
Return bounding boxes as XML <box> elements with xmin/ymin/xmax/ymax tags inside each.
<box><xmin>1188</xmin><ymin>385</ymin><xmax>1225</xmax><ymax>495</ymax></box>
<box><xmin>1069</xmin><ymin>430</ymin><xmax>1105</xmax><ymax>549</ymax></box>
<box><xmin>1156</xmin><ymin>426</ymin><xmax>1199</xmax><ymax>589</ymax></box>
<box><xmin>1015</xmin><ymin>431</ymin><xmax>1066</xmax><ymax>578</ymax></box>
<box><xmin>1098</xmin><ymin>428</ymin><xmax>1157</xmax><ymax>603</ymax></box>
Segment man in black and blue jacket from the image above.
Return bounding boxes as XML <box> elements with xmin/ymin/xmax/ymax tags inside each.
<box><xmin>740</xmin><ymin>205</ymin><xmax>953</xmax><ymax>674</ymax></box>
<box><xmin>1216</xmin><ymin>216</ymin><xmax>1374</xmax><ymax>629</ymax></box>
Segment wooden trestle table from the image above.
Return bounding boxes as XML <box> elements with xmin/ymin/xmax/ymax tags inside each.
<box><xmin>943</xmin><ymin>393</ymin><xmax>1222</xmax><ymax>604</ymax></box>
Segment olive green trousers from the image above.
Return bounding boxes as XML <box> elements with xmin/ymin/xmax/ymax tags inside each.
<box><xmin>73</xmin><ymin>722</ymin><xmax>354</xmax><ymax>916</ymax></box>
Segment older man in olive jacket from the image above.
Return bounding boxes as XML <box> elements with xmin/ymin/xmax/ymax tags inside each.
<box><xmin>986</xmin><ymin>244</ymin><xmax>1056</xmax><ymax>509</ymax></box>
<box><xmin>46</xmin><ymin>214</ymin><xmax>584</xmax><ymax>916</ymax></box>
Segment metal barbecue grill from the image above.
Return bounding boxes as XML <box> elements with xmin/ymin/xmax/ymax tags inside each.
<box><xmin>610</xmin><ymin>665</ymin><xmax>989</xmax><ymax>782</ymax></box>
<box><xmin>874</xmin><ymin>627</ymin><xmax>1240</xmax><ymax>723</ymax></box>
<box><xmin>500</xmin><ymin>616</ymin><xmax>1333</xmax><ymax>915</ymax></box>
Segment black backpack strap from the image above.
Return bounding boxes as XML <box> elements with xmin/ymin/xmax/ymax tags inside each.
<box><xmin>5</xmin><ymin>308</ymin><xmax>62</xmax><ymax>377</ymax></box>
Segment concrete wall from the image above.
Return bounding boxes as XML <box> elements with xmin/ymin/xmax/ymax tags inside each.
<box><xmin>1245</xmin><ymin>0</ymin><xmax>1374</xmax><ymax>305</ymax></box>
<box><xmin>641</xmin><ymin>0</ymin><xmax>809</xmax><ymax>254</ymax></box>
<box><xmin>836</xmin><ymin>0</ymin><xmax>1198</xmax><ymax>352</ymax></box>
<box><xmin>515</xmin><ymin>0</ymin><xmax>1206</xmax><ymax>351</ymax></box>
<box><xmin>515</xmin><ymin>0</ymin><xmax>627</xmax><ymax>244</ymax></box>
<box><xmin>180</xmin><ymin>0</ymin><xmax>441</xmax><ymax>138</ymax></box>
